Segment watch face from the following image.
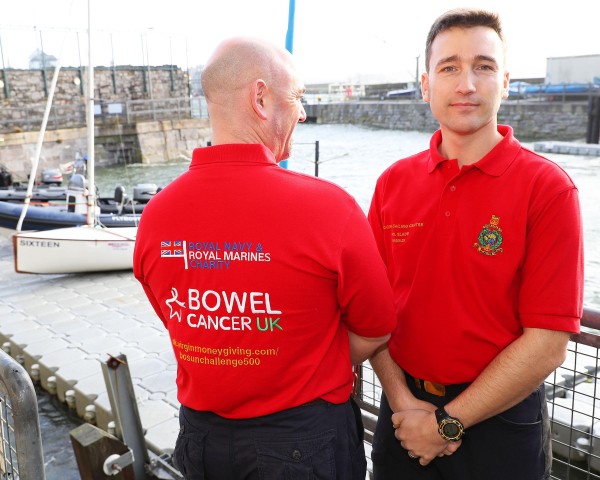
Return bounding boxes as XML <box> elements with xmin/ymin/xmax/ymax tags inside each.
<box><xmin>443</xmin><ymin>422</ymin><xmax>460</xmax><ymax>437</ymax></box>
<box><xmin>440</xmin><ymin>418</ymin><xmax>464</xmax><ymax>440</ymax></box>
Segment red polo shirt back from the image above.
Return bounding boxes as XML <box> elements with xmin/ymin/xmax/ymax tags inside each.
<box><xmin>134</xmin><ymin>144</ymin><xmax>396</xmax><ymax>418</ymax></box>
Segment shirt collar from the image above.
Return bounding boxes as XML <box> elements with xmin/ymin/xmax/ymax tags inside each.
<box><xmin>427</xmin><ymin>125</ymin><xmax>521</xmax><ymax>176</ymax></box>
<box><xmin>191</xmin><ymin>144</ymin><xmax>278</xmax><ymax>167</ymax></box>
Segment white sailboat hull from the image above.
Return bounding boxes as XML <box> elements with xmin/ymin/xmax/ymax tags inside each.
<box><xmin>13</xmin><ymin>226</ymin><xmax>136</xmax><ymax>274</ymax></box>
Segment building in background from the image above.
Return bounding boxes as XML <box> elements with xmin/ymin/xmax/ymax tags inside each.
<box><xmin>28</xmin><ymin>49</ymin><xmax>58</xmax><ymax>69</ymax></box>
<box><xmin>546</xmin><ymin>54</ymin><xmax>600</xmax><ymax>84</ymax></box>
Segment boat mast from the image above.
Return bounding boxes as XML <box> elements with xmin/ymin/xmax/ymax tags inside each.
<box><xmin>86</xmin><ymin>0</ymin><xmax>96</xmax><ymax>226</ymax></box>
<box><xmin>285</xmin><ymin>0</ymin><xmax>295</xmax><ymax>54</ymax></box>
<box><xmin>15</xmin><ymin>55</ymin><xmax>62</xmax><ymax>232</ymax></box>
<box><xmin>279</xmin><ymin>0</ymin><xmax>295</xmax><ymax>171</ymax></box>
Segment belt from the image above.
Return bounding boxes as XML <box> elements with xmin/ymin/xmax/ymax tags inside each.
<box><xmin>299</xmin><ymin>398</ymin><xmax>327</xmax><ymax>407</ymax></box>
<box><xmin>413</xmin><ymin>377</ymin><xmax>446</xmax><ymax>396</ymax></box>
<box><xmin>406</xmin><ymin>372</ymin><xmax>471</xmax><ymax>398</ymax></box>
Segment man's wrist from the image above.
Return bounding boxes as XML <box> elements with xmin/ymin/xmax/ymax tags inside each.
<box><xmin>434</xmin><ymin>406</ymin><xmax>465</xmax><ymax>441</ymax></box>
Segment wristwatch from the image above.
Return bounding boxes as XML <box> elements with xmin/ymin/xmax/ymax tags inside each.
<box><xmin>434</xmin><ymin>407</ymin><xmax>465</xmax><ymax>441</ymax></box>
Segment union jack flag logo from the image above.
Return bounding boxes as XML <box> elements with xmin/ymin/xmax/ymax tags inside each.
<box><xmin>161</xmin><ymin>240</ymin><xmax>185</xmax><ymax>257</ymax></box>
<box><xmin>160</xmin><ymin>240</ymin><xmax>188</xmax><ymax>269</ymax></box>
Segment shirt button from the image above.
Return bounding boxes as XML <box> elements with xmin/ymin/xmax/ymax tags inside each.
<box><xmin>445</xmin><ymin>211</ymin><xmax>451</xmax><ymax>217</ymax></box>
<box><xmin>291</xmin><ymin>449</ymin><xmax>302</xmax><ymax>461</ymax></box>
<box><xmin>449</xmin><ymin>185</ymin><xmax>456</xmax><ymax>192</ymax></box>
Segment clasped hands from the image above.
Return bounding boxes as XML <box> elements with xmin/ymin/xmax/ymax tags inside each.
<box><xmin>392</xmin><ymin>406</ymin><xmax>461</xmax><ymax>466</ymax></box>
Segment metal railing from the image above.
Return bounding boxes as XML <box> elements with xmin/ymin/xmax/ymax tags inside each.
<box><xmin>123</xmin><ymin>97</ymin><xmax>207</xmax><ymax>123</ymax></box>
<box><xmin>0</xmin><ymin>307</ymin><xmax>598</xmax><ymax>479</ymax></box>
<box><xmin>507</xmin><ymin>82</ymin><xmax>600</xmax><ymax>102</ymax></box>
<box><xmin>353</xmin><ymin>307</ymin><xmax>600</xmax><ymax>480</ymax></box>
<box><xmin>0</xmin><ymin>350</ymin><xmax>45</xmax><ymax>479</ymax></box>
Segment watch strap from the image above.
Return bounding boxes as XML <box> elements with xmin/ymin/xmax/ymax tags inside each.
<box><xmin>435</xmin><ymin>406</ymin><xmax>449</xmax><ymax>422</ymax></box>
<box><xmin>434</xmin><ymin>406</ymin><xmax>465</xmax><ymax>441</ymax></box>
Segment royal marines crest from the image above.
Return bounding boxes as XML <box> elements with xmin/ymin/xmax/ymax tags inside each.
<box><xmin>473</xmin><ymin>215</ymin><xmax>503</xmax><ymax>256</ymax></box>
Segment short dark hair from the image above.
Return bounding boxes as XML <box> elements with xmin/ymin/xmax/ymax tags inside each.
<box><xmin>425</xmin><ymin>8</ymin><xmax>504</xmax><ymax>72</ymax></box>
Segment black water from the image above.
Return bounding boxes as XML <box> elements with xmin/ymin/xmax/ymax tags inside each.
<box><xmin>36</xmin><ymin>385</ymin><xmax>82</xmax><ymax>479</ymax></box>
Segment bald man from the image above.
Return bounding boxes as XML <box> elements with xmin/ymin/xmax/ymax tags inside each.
<box><xmin>133</xmin><ymin>37</ymin><xmax>396</xmax><ymax>479</ymax></box>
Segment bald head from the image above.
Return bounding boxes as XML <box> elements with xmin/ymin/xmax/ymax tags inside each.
<box><xmin>200</xmin><ymin>36</ymin><xmax>306</xmax><ymax>159</ymax></box>
<box><xmin>201</xmin><ymin>37</ymin><xmax>293</xmax><ymax>104</ymax></box>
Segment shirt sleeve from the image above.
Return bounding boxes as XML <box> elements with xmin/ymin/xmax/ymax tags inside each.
<box><xmin>133</xmin><ymin>222</ymin><xmax>169</xmax><ymax>329</ymax></box>
<box><xmin>336</xmin><ymin>200</ymin><xmax>397</xmax><ymax>338</ymax></box>
<box><xmin>518</xmin><ymin>187</ymin><xmax>584</xmax><ymax>333</ymax></box>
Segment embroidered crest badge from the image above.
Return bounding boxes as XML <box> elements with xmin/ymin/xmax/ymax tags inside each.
<box><xmin>473</xmin><ymin>215</ymin><xmax>503</xmax><ymax>256</ymax></box>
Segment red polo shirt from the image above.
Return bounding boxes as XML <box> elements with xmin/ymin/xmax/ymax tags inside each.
<box><xmin>368</xmin><ymin>125</ymin><xmax>583</xmax><ymax>384</ymax></box>
<box><xmin>134</xmin><ymin>144</ymin><xmax>396</xmax><ymax>418</ymax></box>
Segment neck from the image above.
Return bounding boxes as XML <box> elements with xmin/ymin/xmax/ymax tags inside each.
<box><xmin>438</xmin><ymin>125</ymin><xmax>503</xmax><ymax>167</ymax></box>
<box><xmin>209</xmin><ymin>116</ymin><xmax>263</xmax><ymax>146</ymax></box>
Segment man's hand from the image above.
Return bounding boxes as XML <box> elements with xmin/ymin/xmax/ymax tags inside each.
<box><xmin>392</xmin><ymin>409</ymin><xmax>461</xmax><ymax>466</ymax></box>
<box><xmin>369</xmin><ymin>346</ymin><xmax>462</xmax><ymax>464</ymax></box>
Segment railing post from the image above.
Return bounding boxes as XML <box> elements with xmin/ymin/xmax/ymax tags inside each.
<box><xmin>0</xmin><ymin>349</ymin><xmax>46</xmax><ymax>480</ymax></box>
<box><xmin>126</xmin><ymin>100</ymin><xmax>131</xmax><ymax>124</ymax></box>
<box><xmin>586</xmin><ymin>96</ymin><xmax>600</xmax><ymax>144</ymax></box>
<box><xmin>314</xmin><ymin>140</ymin><xmax>320</xmax><ymax>177</ymax></box>
<box><xmin>101</xmin><ymin>353</ymin><xmax>150</xmax><ymax>480</ymax></box>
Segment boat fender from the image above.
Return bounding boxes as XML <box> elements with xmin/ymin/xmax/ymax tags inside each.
<box><xmin>133</xmin><ymin>183</ymin><xmax>158</xmax><ymax>201</ymax></box>
<box><xmin>114</xmin><ymin>186</ymin><xmax>127</xmax><ymax>205</ymax></box>
<box><xmin>68</xmin><ymin>174</ymin><xmax>86</xmax><ymax>190</ymax></box>
<box><xmin>0</xmin><ymin>166</ymin><xmax>12</xmax><ymax>187</ymax></box>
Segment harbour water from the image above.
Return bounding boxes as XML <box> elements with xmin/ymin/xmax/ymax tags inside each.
<box><xmin>96</xmin><ymin>122</ymin><xmax>600</xmax><ymax>310</ymax></box>
<box><xmin>36</xmin><ymin>385</ymin><xmax>82</xmax><ymax>479</ymax></box>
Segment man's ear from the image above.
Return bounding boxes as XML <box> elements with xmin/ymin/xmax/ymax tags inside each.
<box><xmin>251</xmin><ymin>79</ymin><xmax>268</xmax><ymax>120</ymax></box>
<box><xmin>421</xmin><ymin>72</ymin><xmax>430</xmax><ymax>103</ymax></box>
<box><xmin>502</xmin><ymin>71</ymin><xmax>510</xmax><ymax>100</ymax></box>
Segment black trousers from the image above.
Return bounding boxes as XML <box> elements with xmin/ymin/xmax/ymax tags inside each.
<box><xmin>173</xmin><ymin>398</ymin><xmax>366</xmax><ymax>480</ymax></box>
<box><xmin>372</xmin><ymin>374</ymin><xmax>552</xmax><ymax>480</ymax></box>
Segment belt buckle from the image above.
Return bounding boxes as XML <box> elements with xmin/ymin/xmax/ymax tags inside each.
<box><xmin>414</xmin><ymin>377</ymin><xmax>446</xmax><ymax>396</ymax></box>
<box><xmin>424</xmin><ymin>380</ymin><xmax>446</xmax><ymax>396</ymax></box>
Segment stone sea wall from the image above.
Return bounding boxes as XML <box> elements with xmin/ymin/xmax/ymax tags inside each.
<box><xmin>304</xmin><ymin>100</ymin><xmax>590</xmax><ymax>141</ymax></box>
<box><xmin>0</xmin><ymin>66</ymin><xmax>189</xmax><ymax>132</ymax></box>
<box><xmin>0</xmin><ymin>96</ymin><xmax>592</xmax><ymax>183</ymax></box>
<box><xmin>0</xmin><ymin>118</ymin><xmax>211</xmax><ymax>182</ymax></box>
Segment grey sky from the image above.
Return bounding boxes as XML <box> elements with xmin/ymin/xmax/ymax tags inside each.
<box><xmin>2</xmin><ymin>0</ymin><xmax>598</xmax><ymax>84</ymax></box>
